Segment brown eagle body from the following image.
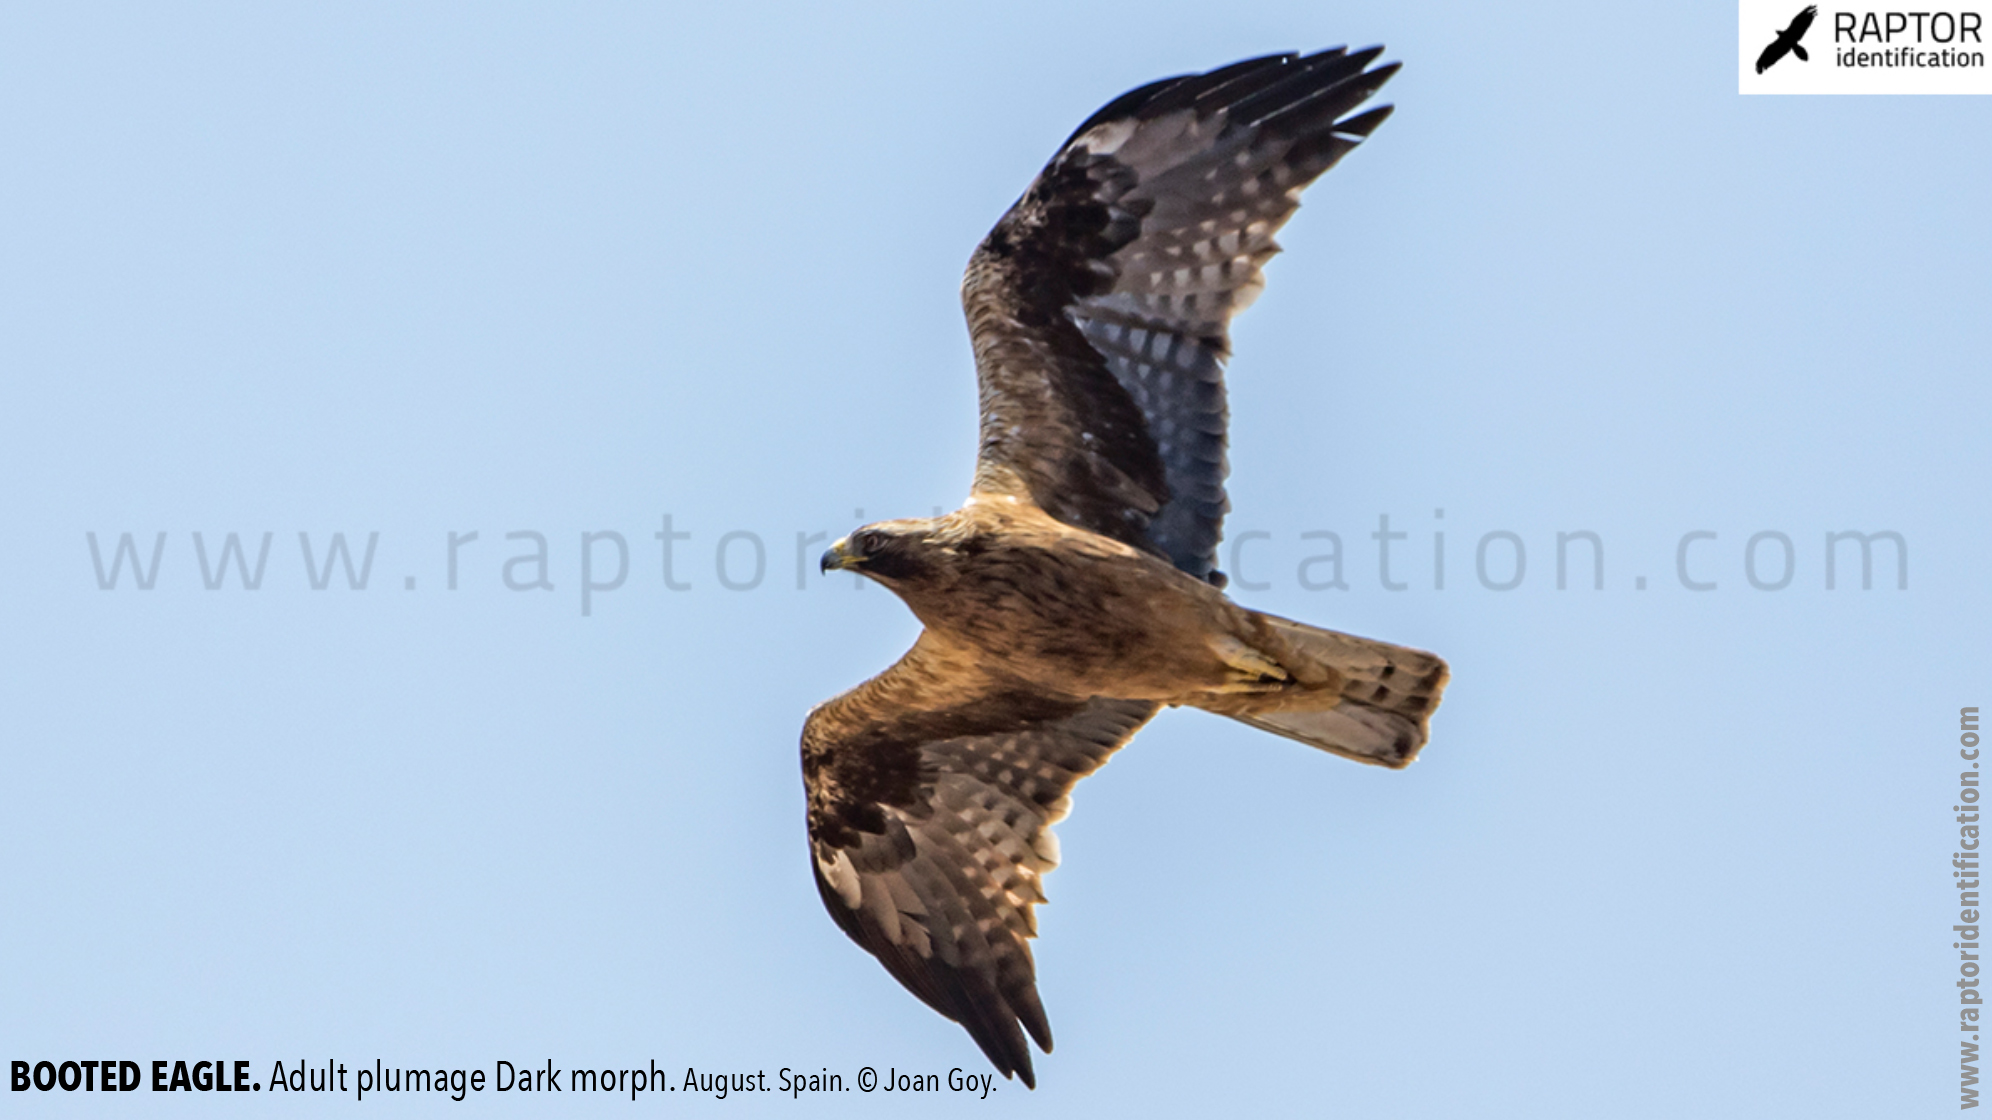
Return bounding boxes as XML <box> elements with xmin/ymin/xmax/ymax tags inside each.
<box><xmin>802</xmin><ymin>47</ymin><xmax>1447</xmax><ymax>1087</ymax></box>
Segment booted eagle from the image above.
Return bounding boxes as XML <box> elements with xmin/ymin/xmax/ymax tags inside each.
<box><xmin>803</xmin><ymin>47</ymin><xmax>1446</xmax><ymax>1087</ymax></box>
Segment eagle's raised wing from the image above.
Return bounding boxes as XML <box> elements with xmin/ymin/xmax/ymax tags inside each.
<box><xmin>1787</xmin><ymin>4</ymin><xmax>1818</xmax><ymax>39</ymax></box>
<box><xmin>802</xmin><ymin>631</ymin><xmax>1156</xmax><ymax>1086</ymax></box>
<box><xmin>963</xmin><ymin>48</ymin><xmax>1397</xmax><ymax>580</ymax></box>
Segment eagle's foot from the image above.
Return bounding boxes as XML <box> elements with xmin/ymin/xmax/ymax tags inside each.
<box><xmin>1209</xmin><ymin>635</ymin><xmax>1290</xmax><ymax>691</ymax></box>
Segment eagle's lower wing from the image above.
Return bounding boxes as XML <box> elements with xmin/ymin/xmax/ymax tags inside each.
<box><xmin>801</xmin><ymin>632</ymin><xmax>1156</xmax><ymax>1087</ymax></box>
<box><xmin>962</xmin><ymin>48</ymin><xmax>1397</xmax><ymax>580</ymax></box>
<box><xmin>1756</xmin><ymin>38</ymin><xmax>1792</xmax><ymax>73</ymax></box>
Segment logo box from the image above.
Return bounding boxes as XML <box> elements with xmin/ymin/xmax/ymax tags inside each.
<box><xmin>1740</xmin><ymin>0</ymin><xmax>1992</xmax><ymax>93</ymax></box>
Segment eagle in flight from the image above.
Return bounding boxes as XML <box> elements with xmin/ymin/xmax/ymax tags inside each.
<box><xmin>1756</xmin><ymin>6</ymin><xmax>1818</xmax><ymax>73</ymax></box>
<box><xmin>803</xmin><ymin>47</ymin><xmax>1447</xmax><ymax>1087</ymax></box>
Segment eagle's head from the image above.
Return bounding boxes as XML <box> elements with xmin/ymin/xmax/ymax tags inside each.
<box><xmin>820</xmin><ymin>519</ymin><xmax>944</xmax><ymax>586</ymax></box>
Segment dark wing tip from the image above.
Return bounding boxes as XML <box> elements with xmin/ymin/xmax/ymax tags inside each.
<box><xmin>1363</xmin><ymin>58</ymin><xmax>1403</xmax><ymax>87</ymax></box>
<box><xmin>1223</xmin><ymin>47</ymin><xmax>1393</xmax><ymax>129</ymax></box>
<box><xmin>810</xmin><ymin>854</ymin><xmax>1046</xmax><ymax>1086</ymax></box>
<box><xmin>1059</xmin><ymin>52</ymin><xmax>1300</xmax><ymax>147</ymax></box>
<box><xmin>1333</xmin><ymin>103</ymin><xmax>1395</xmax><ymax>141</ymax></box>
<box><xmin>1136</xmin><ymin>51</ymin><xmax>1299</xmax><ymax>118</ymax></box>
<box><xmin>1059</xmin><ymin>47</ymin><xmax>1399</xmax><ymax>150</ymax></box>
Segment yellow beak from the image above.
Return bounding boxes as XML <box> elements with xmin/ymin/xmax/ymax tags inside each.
<box><xmin>820</xmin><ymin>537</ymin><xmax>859</xmax><ymax>573</ymax></box>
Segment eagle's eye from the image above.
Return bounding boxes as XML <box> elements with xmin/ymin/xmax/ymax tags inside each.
<box><xmin>853</xmin><ymin>530</ymin><xmax>886</xmax><ymax>556</ymax></box>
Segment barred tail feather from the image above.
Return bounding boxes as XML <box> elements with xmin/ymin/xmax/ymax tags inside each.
<box><xmin>1217</xmin><ymin>614</ymin><xmax>1448</xmax><ymax>768</ymax></box>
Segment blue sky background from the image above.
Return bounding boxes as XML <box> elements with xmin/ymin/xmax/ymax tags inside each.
<box><xmin>2</xmin><ymin>2</ymin><xmax>1986</xmax><ymax>1116</ymax></box>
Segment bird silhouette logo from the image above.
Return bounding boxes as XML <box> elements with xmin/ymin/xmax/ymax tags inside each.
<box><xmin>1757</xmin><ymin>5</ymin><xmax>1819</xmax><ymax>73</ymax></box>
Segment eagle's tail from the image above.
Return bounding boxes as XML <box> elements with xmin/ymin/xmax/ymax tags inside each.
<box><xmin>1793</xmin><ymin>43</ymin><xmax>1809</xmax><ymax>61</ymax></box>
<box><xmin>1200</xmin><ymin>613</ymin><xmax>1449</xmax><ymax>769</ymax></box>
